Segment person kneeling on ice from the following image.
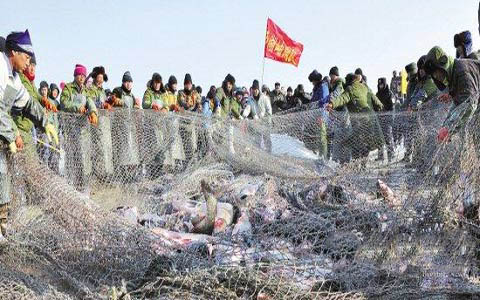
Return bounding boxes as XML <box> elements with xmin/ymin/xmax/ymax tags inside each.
<box><xmin>0</xmin><ymin>29</ymin><xmax>59</xmax><ymax>243</ymax></box>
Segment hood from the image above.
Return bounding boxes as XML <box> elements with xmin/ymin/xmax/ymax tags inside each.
<box><xmin>425</xmin><ymin>46</ymin><xmax>455</xmax><ymax>85</ymax></box>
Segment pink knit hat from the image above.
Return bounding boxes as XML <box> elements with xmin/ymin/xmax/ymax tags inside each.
<box><xmin>73</xmin><ymin>64</ymin><xmax>87</xmax><ymax>77</ymax></box>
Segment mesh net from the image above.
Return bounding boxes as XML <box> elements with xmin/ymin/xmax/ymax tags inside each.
<box><xmin>2</xmin><ymin>94</ymin><xmax>480</xmax><ymax>299</ymax></box>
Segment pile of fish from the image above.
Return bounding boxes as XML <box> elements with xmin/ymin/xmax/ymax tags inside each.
<box><xmin>111</xmin><ymin>171</ymin><xmax>440</xmax><ymax>299</ymax></box>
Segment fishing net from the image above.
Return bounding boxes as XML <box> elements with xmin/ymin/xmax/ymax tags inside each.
<box><xmin>1</xmin><ymin>93</ymin><xmax>480</xmax><ymax>300</ymax></box>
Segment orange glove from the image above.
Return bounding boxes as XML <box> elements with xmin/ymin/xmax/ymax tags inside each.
<box><xmin>438</xmin><ymin>93</ymin><xmax>451</xmax><ymax>103</ymax></box>
<box><xmin>15</xmin><ymin>135</ymin><xmax>24</xmax><ymax>151</ymax></box>
<box><xmin>88</xmin><ymin>112</ymin><xmax>98</xmax><ymax>126</ymax></box>
<box><xmin>437</xmin><ymin>127</ymin><xmax>449</xmax><ymax>143</ymax></box>
<box><xmin>42</xmin><ymin>97</ymin><xmax>58</xmax><ymax>112</ymax></box>
<box><xmin>79</xmin><ymin>106</ymin><xmax>87</xmax><ymax>114</ymax></box>
<box><xmin>152</xmin><ymin>103</ymin><xmax>162</xmax><ymax>111</ymax></box>
<box><xmin>102</xmin><ymin>102</ymin><xmax>113</xmax><ymax>110</ymax></box>
<box><xmin>169</xmin><ymin>104</ymin><xmax>180</xmax><ymax>112</ymax></box>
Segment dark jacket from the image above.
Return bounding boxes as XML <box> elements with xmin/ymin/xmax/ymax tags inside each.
<box><xmin>376</xmin><ymin>79</ymin><xmax>394</xmax><ymax>112</ymax></box>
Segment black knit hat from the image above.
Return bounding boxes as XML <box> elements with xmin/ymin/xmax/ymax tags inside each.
<box><xmin>184</xmin><ymin>73</ymin><xmax>192</xmax><ymax>84</ymax></box>
<box><xmin>39</xmin><ymin>81</ymin><xmax>48</xmax><ymax>90</ymax></box>
<box><xmin>354</xmin><ymin>68</ymin><xmax>363</xmax><ymax>76</ymax></box>
<box><xmin>152</xmin><ymin>72</ymin><xmax>162</xmax><ymax>83</ymax></box>
<box><xmin>225</xmin><ymin>73</ymin><xmax>235</xmax><ymax>85</ymax></box>
<box><xmin>296</xmin><ymin>84</ymin><xmax>305</xmax><ymax>93</ymax></box>
<box><xmin>91</xmin><ymin>66</ymin><xmax>108</xmax><ymax>82</ymax></box>
<box><xmin>378</xmin><ymin>77</ymin><xmax>387</xmax><ymax>85</ymax></box>
<box><xmin>251</xmin><ymin>79</ymin><xmax>260</xmax><ymax>90</ymax></box>
<box><xmin>195</xmin><ymin>85</ymin><xmax>202</xmax><ymax>94</ymax></box>
<box><xmin>275</xmin><ymin>82</ymin><xmax>280</xmax><ymax>87</ymax></box>
<box><xmin>329</xmin><ymin>66</ymin><xmax>339</xmax><ymax>76</ymax></box>
<box><xmin>168</xmin><ymin>75</ymin><xmax>177</xmax><ymax>85</ymax></box>
<box><xmin>287</xmin><ymin>86</ymin><xmax>293</xmax><ymax>92</ymax></box>
<box><xmin>49</xmin><ymin>83</ymin><xmax>59</xmax><ymax>94</ymax></box>
<box><xmin>308</xmin><ymin>70</ymin><xmax>322</xmax><ymax>82</ymax></box>
<box><xmin>405</xmin><ymin>62</ymin><xmax>417</xmax><ymax>75</ymax></box>
<box><xmin>122</xmin><ymin>71</ymin><xmax>133</xmax><ymax>83</ymax></box>
<box><xmin>417</xmin><ymin>55</ymin><xmax>427</xmax><ymax>70</ymax></box>
<box><xmin>105</xmin><ymin>89</ymin><xmax>112</xmax><ymax>97</ymax></box>
<box><xmin>345</xmin><ymin>73</ymin><xmax>355</xmax><ymax>86</ymax></box>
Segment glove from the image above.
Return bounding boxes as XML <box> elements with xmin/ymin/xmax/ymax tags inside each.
<box><xmin>169</xmin><ymin>104</ymin><xmax>180</xmax><ymax>112</ymax></box>
<box><xmin>42</xmin><ymin>97</ymin><xmax>58</xmax><ymax>112</ymax></box>
<box><xmin>88</xmin><ymin>112</ymin><xmax>98</xmax><ymax>126</ymax></box>
<box><xmin>8</xmin><ymin>142</ymin><xmax>17</xmax><ymax>154</ymax></box>
<box><xmin>79</xmin><ymin>106</ymin><xmax>87</xmax><ymax>114</ymax></box>
<box><xmin>437</xmin><ymin>127</ymin><xmax>449</xmax><ymax>143</ymax></box>
<box><xmin>45</xmin><ymin>123</ymin><xmax>59</xmax><ymax>145</ymax></box>
<box><xmin>102</xmin><ymin>102</ymin><xmax>113</xmax><ymax>110</ymax></box>
<box><xmin>152</xmin><ymin>103</ymin><xmax>162</xmax><ymax>111</ymax></box>
<box><xmin>15</xmin><ymin>135</ymin><xmax>24</xmax><ymax>151</ymax></box>
<box><xmin>438</xmin><ymin>93</ymin><xmax>451</xmax><ymax>103</ymax></box>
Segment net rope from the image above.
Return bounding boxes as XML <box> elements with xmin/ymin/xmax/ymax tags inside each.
<box><xmin>1</xmin><ymin>94</ymin><xmax>480</xmax><ymax>299</ymax></box>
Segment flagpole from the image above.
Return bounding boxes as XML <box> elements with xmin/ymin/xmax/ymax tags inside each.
<box><xmin>261</xmin><ymin>57</ymin><xmax>266</xmax><ymax>87</ymax></box>
<box><xmin>262</xmin><ymin>17</ymin><xmax>268</xmax><ymax>87</ymax></box>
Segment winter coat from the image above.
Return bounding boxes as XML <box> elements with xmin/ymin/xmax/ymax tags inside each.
<box><xmin>408</xmin><ymin>76</ymin><xmax>440</xmax><ymax>110</ymax></box>
<box><xmin>143</xmin><ymin>87</ymin><xmax>166</xmax><ymax>109</ymax></box>
<box><xmin>215</xmin><ymin>86</ymin><xmax>236</xmax><ymax>118</ymax></box>
<box><xmin>254</xmin><ymin>93</ymin><xmax>273</xmax><ymax>118</ymax></box>
<box><xmin>0</xmin><ymin>52</ymin><xmax>49</xmax><ymax>145</ymax></box>
<box><xmin>444</xmin><ymin>58</ymin><xmax>480</xmax><ymax>133</ymax></box>
<box><xmin>376</xmin><ymin>85</ymin><xmax>394</xmax><ymax>112</ymax></box>
<box><xmin>311</xmin><ymin>81</ymin><xmax>330</xmax><ymax>108</ymax></box>
<box><xmin>60</xmin><ymin>82</ymin><xmax>97</xmax><ymax>114</ymax></box>
<box><xmin>241</xmin><ymin>97</ymin><xmax>258</xmax><ymax>119</ymax></box>
<box><xmin>331</xmin><ymin>80</ymin><xmax>384</xmax><ymax>152</ymax></box>
<box><xmin>112</xmin><ymin>87</ymin><xmax>137</xmax><ymax>109</ymax></box>
<box><xmin>16</xmin><ymin>73</ymin><xmax>42</xmax><ymax>133</ymax></box>
<box><xmin>329</xmin><ymin>78</ymin><xmax>345</xmax><ymax>100</ymax></box>
<box><xmin>178</xmin><ymin>89</ymin><xmax>201</xmax><ymax>112</ymax></box>
<box><xmin>87</xmin><ymin>85</ymin><xmax>107</xmax><ymax>108</ymax></box>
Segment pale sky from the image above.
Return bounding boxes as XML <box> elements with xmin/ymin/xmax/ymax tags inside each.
<box><xmin>1</xmin><ymin>0</ymin><xmax>478</xmax><ymax>97</ymax></box>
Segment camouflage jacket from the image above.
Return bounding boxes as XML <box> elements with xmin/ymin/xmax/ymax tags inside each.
<box><xmin>143</xmin><ymin>87</ymin><xmax>166</xmax><ymax>109</ymax></box>
<box><xmin>178</xmin><ymin>89</ymin><xmax>201</xmax><ymax>112</ymax></box>
<box><xmin>60</xmin><ymin>82</ymin><xmax>97</xmax><ymax>114</ymax></box>
<box><xmin>16</xmin><ymin>73</ymin><xmax>42</xmax><ymax>132</ymax></box>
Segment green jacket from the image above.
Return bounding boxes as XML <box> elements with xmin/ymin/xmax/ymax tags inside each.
<box><xmin>331</xmin><ymin>81</ymin><xmax>371</xmax><ymax>112</ymax></box>
<box><xmin>216</xmin><ymin>87</ymin><xmax>236</xmax><ymax>118</ymax></box>
<box><xmin>87</xmin><ymin>85</ymin><xmax>107</xmax><ymax>108</ymax></box>
<box><xmin>143</xmin><ymin>87</ymin><xmax>166</xmax><ymax>109</ymax></box>
<box><xmin>230</xmin><ymin>99</ymin><xmax>242</xmax><ymax>120</ymax></box>
<box><xmin>16</xmin><ymin>73</ymin><xmax>42</xmax><ymax>132</ymax></box>
<box><xmin>331</xmin><ymin>81</ymin><xmax>384</xmax><ymax>151</ymax></box>
<box><xmin>366</xmin><ymin>85</ymin><xmax>384</xmax><ymax>111</ymax></box>
<box><xmin>60</xmin><ymin>82</ymin><xmax>97</xmax><ymax>114</ymax></box>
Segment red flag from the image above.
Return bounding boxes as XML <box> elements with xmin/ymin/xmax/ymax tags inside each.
<box><xmin>264</xmin><ymin>18</ymin><xmax>304</xmax><ymax>67</ymax></box>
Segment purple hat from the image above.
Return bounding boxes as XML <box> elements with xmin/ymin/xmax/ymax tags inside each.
<box><xmin>5</xmin><ymin>29</ymin><xmax>34</xmax><ymax>57</ymax></box>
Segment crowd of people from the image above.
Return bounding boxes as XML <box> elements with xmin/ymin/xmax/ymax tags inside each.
<box><xmin>1</xmin><ymin>6</ymin><xmax>480</xmax><ymax>242</ymax></box>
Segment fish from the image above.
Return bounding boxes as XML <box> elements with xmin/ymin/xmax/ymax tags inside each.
<box><xmin>151</xmin><ymin>227</ymin><xmax>215</xmax><ymax>250</ymax></box>
<box><xmin>237</xmin><ymin>182</ymin><xmax>263</xmax><ymax>200</ymax></box>
<box><xmin>377</xmin><ymin>180</ymin><xmax>401</xmax><ymax>207</ymax></box>
<box><xmin>232</xmin><ymin>209</ymin><xmax>252</xmax><ymax>237</ymax></box>
<box><xmin>191</xmin><ymin>181</ymin><xmax>217</xmax><ymax>235</ymax></box>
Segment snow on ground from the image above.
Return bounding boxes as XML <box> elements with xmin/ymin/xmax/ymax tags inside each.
<box><xmin>271</xmin><ymin>134</ymin><xmax>319</xmax><ymax>160</ymax></box>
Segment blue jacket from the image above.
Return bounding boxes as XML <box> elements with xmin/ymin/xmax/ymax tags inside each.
<box><xmin>312</xmin><ymin>81</ymin><xmax>330</xmax><ymax>108</ymax></box>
